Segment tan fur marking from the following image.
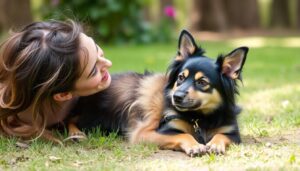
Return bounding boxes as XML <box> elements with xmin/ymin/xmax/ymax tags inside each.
<box><xmin>109</xmin><ymin>75</ymin><xmax>144</xmax><ymax>119</ymax></box>
<box><xmin>188</xmin><ymin>46</ymin><xmax>196</xmax><ymax>55</ymax></box>
<box><xmin>194</xmin><ymin>72</ymin><xmax>204</xmax><ymax>80</ymax></box>
<box><xmin>168</xmin><ymin>119</ymin><xmax>193</xmax><ymax>134</ymax></box>
<box><xmin>68</xmin><ymin>123</ymin><xmax>81</xmax><ymax>135</ymax></box>
<box><xmin>136</xmin><ymin>74</ymin><xmax>166</xmax><ymax>117</ymax></box>
<box><xmin>188</xmin><ymin>87</ymin><xmax>222</xmax><ymax>114</ymax></box>
<box><xmin>128</xmin><ymin>74</ymin><xmax>166</xmax><ymax>141</ymax></box>
<box><xmin>214</xmin><ymin>125</ymin><xmax>235</xmax><ymax>134</ymax></box>
<box><xmin>172</xmin><ymin>81</ymin><xmax>178</xmax><ymax>93</ymax></box>
<box><xmin>163</xmin><ymin>110</ymin><xmax>193</xmax><ymax>134</ymax></box>
<box><xmin>171</xmin><ymin>70</ymin><xmax>189</xmax><ymax>95</ymax></box>
<box><xmin>194</xmin><ymin>72</ymin><xmax>210</xmax><ymax>90</ymax></box>
<box><xmin>207</xmin><ymin>133</ymin><xmax>232</xmax><ymax>148</ymax></box>
<box><xmin>201</xmin><ymin>84</ymin><xmax>210</xmax><ymax>91</ymax></box>
<box><xmin>183</xmin><ymin>69</ymin><xmax>189</xmax><ymax>78</ymax></box>
<box><xmin>207</xmin><ymin>125</ymin><xmax>235</xmax><ymax>140</ymax></box>
<box><xmin>175</xmin><ymin>55</ymin><xmax>183</xmax><ymax>61</ymax></box>
<box><xmin>131</xmin><ymin>126</ymin><xmax>200</xmax><ymax>153</ymax></box>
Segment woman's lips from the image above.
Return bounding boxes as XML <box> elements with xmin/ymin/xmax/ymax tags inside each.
<box><xmin>101</xmin><ymin>71</ymin><xmax>109</xmax><ymax>82</ymax></box>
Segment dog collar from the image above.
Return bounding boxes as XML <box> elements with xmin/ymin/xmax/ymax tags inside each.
<box><xmin>160</xmin><ymin>113</ymin><xmax>208</xmax><ymax>143</ymax></box>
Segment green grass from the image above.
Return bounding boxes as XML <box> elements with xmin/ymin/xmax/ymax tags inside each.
<box><xmin>1</xmin><ymin>36</ymin><xmax>300</xmax><ymax>170</ymax></box>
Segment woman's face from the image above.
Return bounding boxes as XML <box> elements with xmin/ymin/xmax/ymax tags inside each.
<box><xmin>72</xmin><ymin>33</ymin><xmax>112</xmax><ymax>96</ymax></box>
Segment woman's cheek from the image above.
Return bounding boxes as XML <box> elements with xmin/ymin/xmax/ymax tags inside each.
<box><xmin>90</xmin><ymin>77</ymin><xmax>102</xmax><ymax>89</ymax></box>
<box><xmin>82</xmin><ymin>77</ymin><xmax>102</xmax><ymax>90</ymax></box>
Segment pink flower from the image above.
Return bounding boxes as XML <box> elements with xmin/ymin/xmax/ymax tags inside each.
<box><xmin>51</xmin><ymin>0</ymin><xmax>60</xmax><ymax>6</ymax></box>
<box><xmin>164</xmin><ymin>5</ymin><xmax>176</xmax><ymax>18</ymax></box>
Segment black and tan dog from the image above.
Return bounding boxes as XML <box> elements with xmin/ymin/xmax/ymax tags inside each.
<box><xmin>67</xmin><ymin>30</ymin><xmax>248</xmax><ymax>156</ymax></box>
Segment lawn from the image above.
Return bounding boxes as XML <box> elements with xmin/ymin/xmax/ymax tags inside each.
<box><xmin>0</xmin><ymin>36</ymin><xmax>300</xmax><ymax>170</ymax></box>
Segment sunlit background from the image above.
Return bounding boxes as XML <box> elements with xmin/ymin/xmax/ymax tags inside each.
<box><xmin>1</xmin><ymin>0</ymin><xmax>299</xmax><ymax>81</ymax></box>
<box><xmin>0</xmin><ymin>0</ymin><xmax>299</xmax><ymax>45</ymax></box>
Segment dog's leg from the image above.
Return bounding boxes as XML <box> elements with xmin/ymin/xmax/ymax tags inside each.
<box><xmin>41</xmin><ymin>129</ymin><xmax>64</xmax><ymax>145</ymax></box>
<box><xmin>64</xmin><ymin>122</ymin><xmax>87</xmax><ymax>142</ymax></box>
<box><xmin>129</xmin><ymin>117</ymin><xmax>207</xmax><ymax>157</ymax></box>
<box><xmin>139</xmin><ymin>131</ymin><xmax>207</xmax><ymax>157</ymax></box>
<box><xmin>64</xmin><ymin>116</ymin><xmax>87</xmax><ymax>142</ymax></box>
<box><xmin>206</xmin><ymin>133</ymin><xmax>231</xmax><ymax>154</ymax></box>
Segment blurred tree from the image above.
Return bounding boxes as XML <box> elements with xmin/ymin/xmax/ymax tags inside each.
<box><xmin>189</xmin><ymin>0</ymin><xmax>260</xmax><ymax>32</ymax></box>
<box><xmin>0</xmin><ymin>0</ymin><xmax>32</xmax><ymax>32</ymax></box>
<box><xmin>270</xmin><ymin>0</ymin><xmax>291</xmax><ymax>28</ymax></box>
<box><xmin>193</xmin><ymin>0</ymin><xmax>227</xmax><ymax>31</ymax></box>
<box><xmin>297</xmin><ymin>0</ymin><xmax>300</xmax><ymax>29</ymax></box>
<box><xmin>224</xmin><ymin>0</ymin><xmax>260</xmax><ymax>29</ymax></box>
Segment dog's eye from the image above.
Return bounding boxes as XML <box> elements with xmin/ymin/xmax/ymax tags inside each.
<box><xmin>196</xmin><ymin>79</ymin><xmax>209</xmax><ymax>87</ymax></box>
<box><xmin>177</xmin><ymin>74</ymin><xmax>185</xmax><ymax>84</ymax></box>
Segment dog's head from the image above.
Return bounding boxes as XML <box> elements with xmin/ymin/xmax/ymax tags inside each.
<box><xmin>166</xmin><ymin>30</ymin><xmax>248</xmax><ymax>115</ymax></box>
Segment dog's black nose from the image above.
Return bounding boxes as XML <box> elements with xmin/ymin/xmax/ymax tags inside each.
<box><xmin>173</xmin><ymin>91</ymin><xmax>187</xmax><ymax>103</ymax></box>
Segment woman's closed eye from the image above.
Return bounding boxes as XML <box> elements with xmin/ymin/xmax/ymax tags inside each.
<box><xmin>87</xmin><ymin>63</ymin><xmax>98</xmax><ymax>78</ymax></box>
<box><xmin>91</xmin><ymin>66</ymin><xmax>98</xmax><ymax>76</ymax></box>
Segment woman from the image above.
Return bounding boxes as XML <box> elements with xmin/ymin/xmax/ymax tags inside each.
<box><xmin>0</xmin><ymin>20</ymin><xmax>112</xmax><ymax>144</ymax></box>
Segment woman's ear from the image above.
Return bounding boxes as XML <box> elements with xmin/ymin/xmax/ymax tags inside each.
<box><xmin>53</xmin><ymin>92</ymin><xmax>73</xmax><ymax>102</ymax></box>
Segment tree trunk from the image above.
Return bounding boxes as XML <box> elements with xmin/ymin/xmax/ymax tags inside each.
<box><xmin>297</xmin><ymin>0</ymin><xmax>300</xmax><ymax>29</ymax></box>
<box><xmin>224</xmin><ymin>0</ymin><xmax>260</xmax><ymax>29</ymax></box>
<box><xmin>270</xmin><ymin>0</ymin><xmax>291</xmax><ymax>28</ymax></box>
<box><xmin>0</xmin><ymin>0</ymin><xmax>32</xmax><ymax>32</ymax></box>
<box><xmin>189</xmin><ymin>0</ymin><xmax>260</xmax><ymax>32</ymax></box>
<box><xmin>196</xmin><ymin>0</ymin><xmax>228</xmax><ymax>31</ymax></box>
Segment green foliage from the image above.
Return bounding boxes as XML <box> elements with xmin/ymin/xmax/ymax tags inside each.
<box><xmin>40</xmin><ymin>0</ymin><xmax>158</xmax><ymax>44</ymax></box>
<box><xmin>289</xmin><ymin>154</ymin><xmax>296</xmax><ymax>164</ymax></box>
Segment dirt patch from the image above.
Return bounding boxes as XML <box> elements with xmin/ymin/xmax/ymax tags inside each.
<box><xmin>150</xmin><ymin>149</ymin><xmax>190</xmax><ymax>160</ymax></box>
<box><xmin>147</xmin><ymin>128</ymin><xmax>300</xmax><ymax>160</ymax></box>
<box><xmin>242</xmin><ymin>129</ymin><xmax>300</xmax><ymax>145</ymax></box>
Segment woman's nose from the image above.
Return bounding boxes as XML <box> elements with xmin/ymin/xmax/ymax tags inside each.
<box><xmin>98</xmin><ymin>56</ymin><xmax>112</xmax><ymax>68</ymax></box>
<box><xmin>104</xmin><ymin>58</ymin><xmax>112</xmax><ymax>68</ymax></box>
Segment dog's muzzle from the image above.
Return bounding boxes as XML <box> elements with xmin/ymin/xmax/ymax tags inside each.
<box><xmin>173</xmin><ymin>91</ymin><xmax>187</xmax><ymax>104</ymax></box>
<box><xmin>172</xmin><ymin>91</ymin><xmax>201</xmax><ymax>111</ymax></box>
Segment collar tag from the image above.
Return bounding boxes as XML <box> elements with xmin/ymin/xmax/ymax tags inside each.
<box><xmin>192</xmin><ymin>119</ymin><xmax>200</xmax><ymax>132</ymax></box>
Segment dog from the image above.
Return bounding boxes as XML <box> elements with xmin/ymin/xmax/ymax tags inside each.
<box><xmin>67</xmin><ymin>30</ymin><xmax>248</xmax><ymax>156</ymax></box>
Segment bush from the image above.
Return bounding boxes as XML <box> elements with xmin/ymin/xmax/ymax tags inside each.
<box><xmin>40</xmin><ymin>0</ymin><xmax>155</xmax><ymax>44</ymax></box>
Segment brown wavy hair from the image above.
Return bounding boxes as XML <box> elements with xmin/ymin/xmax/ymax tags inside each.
<box><xmin>0</xmin><ymin>20</ymin><xmax>83</xmax><ymax>143</ymax></box>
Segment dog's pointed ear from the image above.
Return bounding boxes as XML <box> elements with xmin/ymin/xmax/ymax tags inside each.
<box><xmin>221</xmin><ymin>47</ymin><xmax>248</xmax><ymax>80</ymax></box>
<box><xmin>176</xmin><ymin>30</ymin><xmax>197</xmax><ymax>61</ymax></box>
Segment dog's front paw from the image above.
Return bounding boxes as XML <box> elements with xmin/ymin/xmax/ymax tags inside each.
<box><xmin>206</xmin><ymin>134</ymin><xmax>231</xmax><ymax>155</ymax></box>
<box><xmin>182</xmin><ymin>143</ymin><xmax>208</xmax><ymax>157</ymax></box>
<box><xmin>206</xmin><ymin>141</ymin><xmax>226</xmax><ymax>155</ymax></box>
<box><xmin>64</xmin><ymin>131</ymin><xmax>87</xmax><ymax>143</ymax></box>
